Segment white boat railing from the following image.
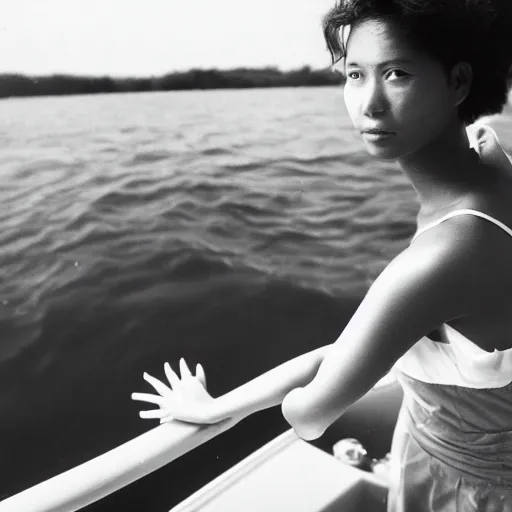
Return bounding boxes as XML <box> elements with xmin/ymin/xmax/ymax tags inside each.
<box><xmin>0</xmin><ymin>417</ymin><xmax>237</xmax><ymax>512</ymax></box>
<box><xmin>0</xmin><ymin>372</ymin><xmax>397</xmax><ymax>512</ymax></box>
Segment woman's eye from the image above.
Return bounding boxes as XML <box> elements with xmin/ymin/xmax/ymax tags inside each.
<box><xmin>347</xmin><ymin>71</ymin><xmax>361</xmax><ymax>80</ymax></box>
<box><xmin>387</xmin><ymin>70</ymin><xmax>409</xmax><ymax>80</ymax></box>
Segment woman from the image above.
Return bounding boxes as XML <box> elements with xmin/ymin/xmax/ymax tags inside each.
<box><xmin>132</xmin><ymin>1</ymin><xmax>512</xmax><ymax>509</ymax></box>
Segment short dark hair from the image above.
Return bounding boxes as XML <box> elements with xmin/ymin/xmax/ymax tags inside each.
<box><xmin>322</xmin><ymin>0</ymin><xmax>512</xmax><ymax>125</ymax></box>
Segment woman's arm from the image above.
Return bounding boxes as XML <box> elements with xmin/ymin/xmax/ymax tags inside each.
<box><xmin>212</xmin><ymin>343</ymin><xmax>332</xmax><ymax>421</ymax></box>
<box><xmin>132</xmin><ymin>345</ymin><xmax>332</xmax><ymax>426</ymax></box>
<box><xmin>281</xmin><ymin>221</ymin><xmax>487</xmax><ymax>440</ymax></box>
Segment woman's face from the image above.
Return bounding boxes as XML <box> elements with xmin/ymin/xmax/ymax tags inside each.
<box><xmin>342</xmin><ymin>18</ymin><xmax>460</xmax><ymax>161</ymax></box>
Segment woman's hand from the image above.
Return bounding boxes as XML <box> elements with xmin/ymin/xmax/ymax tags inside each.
<box><xmin>131</xmin><ymin>358</ymin><xmax>225</xmax><ymax>425</ymax></box>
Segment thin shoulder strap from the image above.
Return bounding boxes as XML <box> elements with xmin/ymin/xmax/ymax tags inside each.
<box><xmin>411</xmin><ymin>208</ymin><xmax>512</xmax><ymax>242</ymax></box>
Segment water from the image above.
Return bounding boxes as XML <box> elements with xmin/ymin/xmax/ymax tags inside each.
<box><xmin>1</xmin><ymin>87</ymin><xmax>511</xmax><ymax>511</ymax></box>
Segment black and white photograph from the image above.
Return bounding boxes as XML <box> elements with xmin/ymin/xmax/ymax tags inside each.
<box><xmin>2</xmin><ymin>1</ymin><xmax>512</xmax><ymax>511</ymax></box>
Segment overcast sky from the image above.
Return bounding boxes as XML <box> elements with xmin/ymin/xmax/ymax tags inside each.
<box><xmin>0</xmin><ymin>0</ymin><xmax>336</xmax><ymax>77</ymax></box>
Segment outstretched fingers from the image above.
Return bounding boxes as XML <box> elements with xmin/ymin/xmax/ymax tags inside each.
<box><xmin>179</xmin><ymin>358</ymin><xmax>192</xmax><ymax>378</ymax></box>
<box><xmin>164</xmin><ymin>362</ymin><xmax>181</xmax><ymax>390</ymax></box>
<box><xmin>143</xmin><ymin>372</ymin><xmax>172</xmax><ymax>397</ymax></box>
<box><xmin>196</xmin><ymin>363</ymin><xmax>207</xmax><ymax>388</ymax></box>
<box><xmin>135</xmin><ymin>359</ymin><xmax>209</xmax><ymax>424</ymax></box>
<box><xmin>131</xmin><ymin>392</ymin><xmax>166</xmax><ymax>405</ymax></box>
<box><xmin>139</xmin><ymin>409</ymin><xmax>166</xmax><ymax>419</ymax></box>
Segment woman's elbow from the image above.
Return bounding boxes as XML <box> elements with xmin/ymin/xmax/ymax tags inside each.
<box><xmin>281</xmin><ymin>388</ymin><xmax>329</xmax><ymax>441</ymax></box>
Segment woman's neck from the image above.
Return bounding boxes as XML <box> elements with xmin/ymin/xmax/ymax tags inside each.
<box><xmin>397</xmin><ymin>120</ymin><xmax>485</xmax><ymax>218</ymax></box>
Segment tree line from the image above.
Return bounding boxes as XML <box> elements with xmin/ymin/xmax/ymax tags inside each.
<box><xmin>0</xmin><ymin>66</ymin><xmax>344</xmax><ymax>99</ymax></box>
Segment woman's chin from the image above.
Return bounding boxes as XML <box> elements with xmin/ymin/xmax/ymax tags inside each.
<box><xmin>365</xmin><ymin>145</ymin><xmax>400</xmax><ymax>161</ymax></box>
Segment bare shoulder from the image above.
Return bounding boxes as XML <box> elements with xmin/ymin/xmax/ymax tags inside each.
<box><xmin>407</xmin><ymin>208</ymin><xmax>512</xmax><ymax>312</ymax></box>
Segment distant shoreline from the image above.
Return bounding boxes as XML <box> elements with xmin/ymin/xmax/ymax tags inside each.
<box><xmin>0</xmin><ymin>66</ymin><xmax>344</xmax><ymax>99</ymax></box>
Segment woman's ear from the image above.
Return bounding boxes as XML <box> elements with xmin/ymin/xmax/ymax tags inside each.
<box><xmin>450</xmin><ymin>61</ymin><xmax>473</xmax><ymax>108</ymax></box>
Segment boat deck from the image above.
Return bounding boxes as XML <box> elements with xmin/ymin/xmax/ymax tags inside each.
<box><xmin>171</xmin><ymin>428</ymin><xmax>389</xmax><ymax>512</ymax></box>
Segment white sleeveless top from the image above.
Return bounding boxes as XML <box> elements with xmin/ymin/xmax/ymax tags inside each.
<box><xmin>393</xmin><ymin>124</ymin><xmax>512</xmax><ymax>388</ymax></box>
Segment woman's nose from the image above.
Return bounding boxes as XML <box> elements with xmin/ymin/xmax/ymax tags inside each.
<box><xmin>362</xmin><ymin>82</ymin><xmax>386</xmax><ymax>117</ymax></box>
